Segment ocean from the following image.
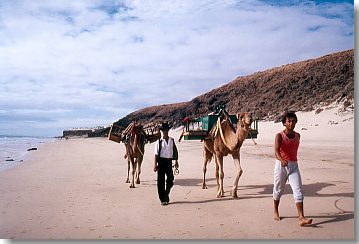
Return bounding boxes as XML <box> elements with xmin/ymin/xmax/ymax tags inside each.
<box><xmin>0</xmin><ymin>135</ymin><xmax>54</xmax><ymax>172</ymax></box>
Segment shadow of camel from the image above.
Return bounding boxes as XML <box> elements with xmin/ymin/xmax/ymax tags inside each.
<box><xmin>238</xmin><ymin>182</ymin><xmax>354</xmax><ymax>198</ymax></box>
<box><xmin>172</xmin><ymin>181</ymin><xmax>354</xmax><ymax>206</ymax></box>
<box><xmin>174</xmin><ymin>177</ymin><xmax>217</xmax><ymax>187</ymax></box>
<box><xmin>173</xmin><ymin>195</ymin><xmax>242</xmax><ymax>205</ymax></box>
<box><xmin>176</xmin><ymin>177</ymin><xmax>353</xmax><ymax>199</ymax></box>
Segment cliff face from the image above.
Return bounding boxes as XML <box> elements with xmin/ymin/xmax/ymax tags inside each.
<box><xmin>115</xmin><ymin>49</ymin><xmax>354</xmax><ymax>127</ymax></box>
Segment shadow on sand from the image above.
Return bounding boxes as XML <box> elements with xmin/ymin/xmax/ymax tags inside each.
<box><xmin>239</xmin><ymin>181</ymin><xmax>354</xmax><ymax>198</ymax></box>
<box><xmin>174</xmin><ymin>177</ymin><xmax>216</xmax><ymax>187</ymax></box>
<box><xmin>280</xmin><ymin>212</ymin><xmax>354</xmax><ymax>228</ymax></box>
<box><xmin>172</xmin><ymin>181</ymin><xmax>354</xmax><ymax>227</ymax></box>
<box><xmin>175</xmin><ymin>179</ymin><xmax>354</xmax><ymax>199</ymax></box>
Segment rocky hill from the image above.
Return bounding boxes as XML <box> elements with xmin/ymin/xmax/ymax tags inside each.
<box><xmin>114</xmin><ymin>49</ymin><xmax>354</xmax><ymax>127</ymax></box>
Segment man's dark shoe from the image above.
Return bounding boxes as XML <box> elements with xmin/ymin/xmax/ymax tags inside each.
<box><xmin>165</xmin><ymin>196</ymin><xmax>170</xmax><ymax>203</ymax></box>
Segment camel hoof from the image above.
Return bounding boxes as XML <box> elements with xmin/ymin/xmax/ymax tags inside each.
<box><xmin>231</xmin><ymin>190</ymin><xmax>238</xmax><ymax>198</ymax></box>
<box><xmin>202</xmin><ymin>185</ymin><xmax>208</xmax><ymax>189</ymax></box>
<box><xmin>216</xmin><ymin>191</ymin><xmax>224</xmax><ymax>198</ymax></box>
<box><xmin>125</xmin><ymin>179</ymin><xmax>130</xmax><ymax>183</ymax></box>
<box><xmin>130</xmin><ymin>185</ymin><xmax>135</xmax><ymax>188</ymax></box>
<box><xmin>136</xmin><ymin>179</ymin><xmax>140</xmax><ymax>184</ymax></box>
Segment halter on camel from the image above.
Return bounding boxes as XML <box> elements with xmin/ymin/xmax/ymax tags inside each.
<box><xmin>123</xmin><ymin>122</ymin><xmax>146</xmax><ymax>150</ymax></box>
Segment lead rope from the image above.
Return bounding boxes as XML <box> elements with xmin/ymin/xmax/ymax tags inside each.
<box><xmin>136</xmin><ymin>143</ymin><xmax>159</xmax><ymax>168</ymax></box>
<box><xmin>173</xmin><ymin>164</ymin><xmax>179</xmax><ymax>176</ymax></box>
<box><xmin>172</xmin><ymin>139</ymin><xmax>180</xmax><ymax>176</ymax></box>
<box><xmin>247</xmin><ymin>130</ymin><xmax>271</xmax><ymax>160</ymax></box>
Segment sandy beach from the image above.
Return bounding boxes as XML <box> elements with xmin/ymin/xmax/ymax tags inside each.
<box><xmin>0</xmin><ymin>105</ymin><xmax>354</xmax><ymax>240</ymax></box>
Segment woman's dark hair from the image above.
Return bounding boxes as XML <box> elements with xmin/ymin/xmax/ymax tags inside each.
<box><xmin>281</xmin><ymin>111</ymin><xmax>297</xmax><ymax>125</ymax></box>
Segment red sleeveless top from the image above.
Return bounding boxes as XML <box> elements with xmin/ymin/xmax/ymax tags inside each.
<box><xmin>280</xmin><ymin>131</ymin><xmax>299</xmax><ymax>161</ymax></box>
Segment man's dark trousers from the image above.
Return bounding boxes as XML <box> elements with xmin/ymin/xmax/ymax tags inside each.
<box><xmin>157</xmin><ymin>157</ymin><xmax>174</xmax><ymax>203</ymax></box>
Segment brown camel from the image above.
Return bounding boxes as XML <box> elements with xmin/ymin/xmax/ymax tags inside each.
<box><xmin>202</xmin><ymin>112</ymin><xmax>253</xmax><ymax>198</ymax></box>
<box><xmin>122</xmin><ymin>122</ymin><xmax>146</xmax><ymax>188</ymax></box>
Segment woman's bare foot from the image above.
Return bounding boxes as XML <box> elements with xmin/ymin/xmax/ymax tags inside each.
<box><xmin>299</xmin><ymin>217</ymin><xmax>313</xmax><ymax>226</ymax></box>
<box><xmin>273</xmin><ymin>200</ymin><xmax>280</xmax><ymax>221</ymax></box>
<box><xmin>274</xmin><ymin>212</ymin><xmax>280</xmax><ymax>221</ymax></box>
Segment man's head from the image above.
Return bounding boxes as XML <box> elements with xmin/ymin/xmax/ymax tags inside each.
<box><xmin>282</xmin><ymin>111</ymin><xmax>298</xmax><ymax>125</ymax></box>
<box><xmin>159</xmin><ymin>122</ymin><xmax>171</xmax><ymax>135</ymax></box>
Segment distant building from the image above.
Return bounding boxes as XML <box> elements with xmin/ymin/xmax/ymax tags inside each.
<box><xmin>62</xmin><ymin>126</ymin><xmax>110</xmax><ymax>138</ymax></box>
<box><xmin>62</xmin><ymin>129</ymin><xmax>92</xmax><ymax>137</ymax></box>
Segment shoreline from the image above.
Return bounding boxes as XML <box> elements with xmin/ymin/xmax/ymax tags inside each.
<box><xmin>0</xmin><ymin>137</ymin><xmax>54</xmax><ymax>173</ymax></box>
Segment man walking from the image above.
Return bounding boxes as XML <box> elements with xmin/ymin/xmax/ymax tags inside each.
<box><xmin>154</xmin><ymin>122</ymin><xmax>179</xmax><ymax>206</ymax></box>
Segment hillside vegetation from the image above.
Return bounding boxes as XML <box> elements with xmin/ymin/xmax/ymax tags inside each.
<box><xmin>114</xmin><ymin>49</ymin><xmax>354</xmax><ymax>127</ymax></box>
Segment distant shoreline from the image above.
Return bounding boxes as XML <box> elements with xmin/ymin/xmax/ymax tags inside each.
<box><xmin>0</xmin><ymin>137</ymin><xmax>54</xmax><ymax>172</ymax></box>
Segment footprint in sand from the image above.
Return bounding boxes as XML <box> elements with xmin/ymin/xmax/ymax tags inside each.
<box><xmin>181</xmin><ymin>230</ymin><xmax>191</xmax><ymax>235</ymax></box>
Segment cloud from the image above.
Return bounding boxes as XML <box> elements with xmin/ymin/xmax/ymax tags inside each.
<box><xmin>0</xmin><ymin>0</ymin><xmax>354</xmax><ymax>136</ymax></box>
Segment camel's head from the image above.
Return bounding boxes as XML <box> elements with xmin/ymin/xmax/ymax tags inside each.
<box><xmin>236</xmin><ymin>112</ymin><xmax>253</xmax><ymax>128</ymax></box>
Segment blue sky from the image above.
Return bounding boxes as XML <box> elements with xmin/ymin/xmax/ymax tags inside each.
<box><xmin>0</xmin><ymin>0</ymin><xmax>354</xmax><ymax>137</ymax></box>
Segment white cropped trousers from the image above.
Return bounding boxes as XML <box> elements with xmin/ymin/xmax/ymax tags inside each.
<box><xmin>273</xmin><ymin>160</ymin><xmax>304</xmax><ymax>203</ymax></box>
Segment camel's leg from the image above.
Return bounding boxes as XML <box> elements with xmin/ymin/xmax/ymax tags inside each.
<box><xmin>129</xmin><ymin>156</ymin><xmax>136</xmax><ymax>188</ymax></box>
<box><xmin>134</xmin><ymin>159</ymin><xmax>139</xmax><ymax>184</ymax></box>
<box><xmin>135</xmin><ymin>157</ymin><xmax>143</xmax><ymax>184</ymax></box>
<box><xmin>231</xmin><ymin>150</ymin><xmax>243</xmax><ymax>198</ymax></box>
<box><xmin>125</xmin><ymin>155</ymin><xmax>130</xmax><ymax>183</ymax></box>
<box><xmin>215</xmin><ymin>156</ymin><xmax>220</xmax><ymax>191</ymax></box>
<box><xmin>202</xmin><ymin>148</ymin><xmax>212</xmax><ymax>189</ymax></box>
<box><xmin>216</xmin><ymin>154</ymin><xmax>225</xmax><ymax>198</ymax></box>
<box><xmin>124</xmin><ymin>145</ymin><xmax>131</xmax><ymax>183</ymax></box>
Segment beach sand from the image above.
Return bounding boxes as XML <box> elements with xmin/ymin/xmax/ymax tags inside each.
<box><xmin>0</xmin><ymin>105</ymin><xmax>354</xmax><ymax>240</ymax></box>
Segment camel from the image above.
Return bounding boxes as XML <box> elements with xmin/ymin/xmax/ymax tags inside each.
<box><xmin>121</xmin><ymin>121</ymin><xmax>161</xmax><ymax>188</ymax></box>
<box><xmin>202</xmin><ymin>112</ymin><xmax>253</xmax><ymax>198</ymax></box>
<box><xmin>122</xmin><ymin>122</ymin><xmax>146</xmax><ymax>188</ymax></box>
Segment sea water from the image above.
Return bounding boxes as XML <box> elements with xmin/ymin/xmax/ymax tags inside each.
<box><xmin>0</xmin><ymin>135</ymin><xmax>54</xmax><ymax>172</ymax></box>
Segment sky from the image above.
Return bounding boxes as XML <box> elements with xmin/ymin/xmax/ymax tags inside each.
<box><xmin>0</xmin><ymin>0</ymin><xmax>354</xmax><ymax>137</ymax></box>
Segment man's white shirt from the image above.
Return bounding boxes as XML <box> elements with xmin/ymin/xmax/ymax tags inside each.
<box><xmin>154</xmin><ymin>138</ymin><xmax>175</xmax><ymax>159</ymax></box>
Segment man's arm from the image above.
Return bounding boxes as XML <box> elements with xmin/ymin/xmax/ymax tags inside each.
<box><xmin>154</xmin><ymin>155</ymin><xmax>159</xmax><ymax>172</ymax></box>
<box><xmin>172</xmin><ymin>138</ymin><xmax>178</xmax><ymax>160</ymax></box>
<box><xmin>274</xmin><ymin>133</ymin><xmax>287</xmax><ymax>167</ymax></box>
<box><xmin>154</xmin><ymin>140</ymin><xmax>159</xmax><ymax>172</ymax></box>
